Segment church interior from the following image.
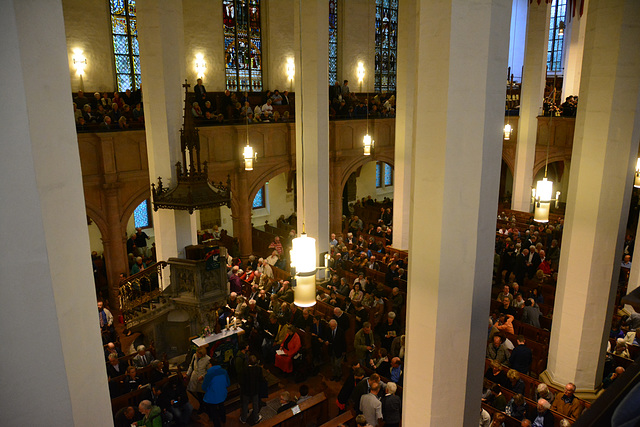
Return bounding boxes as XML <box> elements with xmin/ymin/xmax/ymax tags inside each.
<box><xmin>2</xmin><ymin>0</ymin><xmax>640</xmax><ymax>426</ymax></box>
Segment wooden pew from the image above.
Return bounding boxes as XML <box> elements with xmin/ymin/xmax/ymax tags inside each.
<box><xmin>260</xmin><ymin>392</ymin><xmax>329</xmax><ymax>427</ymax></box>
<box><xmin>481</xmin><ymin>402</ymin><xmax>524</xmax><ymax>427</ymax></box>
<box><xmin>110</xmin><ymin>374</ymin><xmax>176</xmax><ymax>415</ymax></box>
<box><xmin>318</xmin><ymin>410</ymin><xmax>355</xmax><ymax>427</ymax></box>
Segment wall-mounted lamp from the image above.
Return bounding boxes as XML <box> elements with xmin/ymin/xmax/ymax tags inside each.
<box><xmin>195</xmin><ymin>53</ymin><xmax>206</xmax><ymax>79</ymax></box>
<box><xmin>72</xmin><ymin>48</ymin><xmax>87</xmax><ymax>76</ymax></box>
<box><xmin>357</xmin><ymin>61</ymin><xmax>365</xmax><ymax>85</ymax></box>
<box><xmin>286</xmin><ymin>58</ymin><xmax>295</xmax><ymax>82</ymax></box>
<box><xmin>243</xmin><ymin>143</ymin><xmax>257</xmax><ymax>171</ymax></box>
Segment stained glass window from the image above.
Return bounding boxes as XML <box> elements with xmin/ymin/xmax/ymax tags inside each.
<box><xmin>253</xmin><ymin>186</ymin><xmax>266</xmax><ymax>209</ymax></box>
<box><xmin>547</xmin><ymin>0</ymin><xmax>566</xmax><ymax>73</ymax></box>
<box><xmin>110</xmin><ymin>0</ymin><xmax>141</xmax><ymax>91</ymax></box>
<box><xmin>376</xmin><ymin>163</ymin><xmax>382</xmax><ymax>188</ymax></box>
<box><xmin>384</xmin><ymin>163</ymin><xmax>393</xmax><ymax>186</ymax></box>
<box><xmin>329</xmin><ymin>0</ymin><xmax>338</xmax><ymax>85</ymax></box>
<box><xmin>223</xmin><ymin>0</ymin><xmax>263</xmax><ymax>92</ymax></box>
<box><xmin>375</xmin><ymin>0</ymin><xmax>398</xmax><ymax>93</ymax></box>
<box><xmin>133</xmin><ymin>200</ymin><xmax>150</xmax><ymax>228</ymax></box>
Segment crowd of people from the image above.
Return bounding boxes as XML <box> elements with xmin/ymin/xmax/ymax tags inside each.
<box><xmin>329</xmin><ymin>80</ymin><xmax>396</xmax><ymax>120</ymax></box>
<box><xmin>73</xmin><ymin>89</ymin><xmax>144</xmax><ymax>131</ymax></box>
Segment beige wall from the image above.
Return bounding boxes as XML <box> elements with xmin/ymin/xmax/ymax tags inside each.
<box><xmin>251</xmin><ymin>171</ymin><xmax>295</xmax><ymax>227</ymax></box>
<box><xmin>62</xmin><ymin>0</ymin><xmax>115</xmax><ymax>92</ymax></box>
<box><xmin>263</xmin><ymin>0</ymin><xmax>295</xmax><ymax>91</ymax></box>
<box><xmin>340</xmin><ymin>0</ymin><xmax>375</xmax><ymax>92</ymax></box>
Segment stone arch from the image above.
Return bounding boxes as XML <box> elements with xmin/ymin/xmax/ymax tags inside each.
<box><xmin>340</xmin><ymin>153</ymin><xmax>395</xmax><ymax>193</ymax></box>
<box><xmin>120</xmin><ymin>185</ymin><xmax>152</xmax><ymax>227</ymax></box>
<box><xmin>533</xmin><ymin>157</ymin><xmax>566</xmax><ymax>178</ymax></box>
<box><xmin>502</xmin><ymin>152</ymin><xmax>514</xmax><ymax>176</ymax></box>
<box><xmin>86</xmin><ymin>203</ymin><xmax>109</xmax><ymax>240</ymax></box>
<box><xmin>247</xmin><ymin>163</ymin><xmax>293</xmax><ymax>204</ymax></box>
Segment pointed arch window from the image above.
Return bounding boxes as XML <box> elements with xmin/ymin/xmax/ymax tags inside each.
<box><xmin>375</xmin><ymin>0</ymin><xmax>398</xmax><ymax>93</ymax></box>
<box><xmin>110</xmin><ymin>0</ymin><xmax>141</xmax><ymax>91</ymax></box>
<box><xmin>223</xmin><ymin>0</ymin><xmax>263</xmax><ymax>92</ymax></box>
<box><xmin>329</xmin><ymin>0</ymin><xmax>338</xmax><ymax>85</ymax></box>
<box><xmin>547</xmin><ymin>0</ymin><xmax>566</xmax><ymax>73</ymax></box>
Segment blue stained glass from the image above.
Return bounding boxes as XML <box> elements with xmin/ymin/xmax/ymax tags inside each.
<box><xmin>111</xmin><ymin>0</ymin><xmax>141</xmax><ymax>92</ymax></box>
<box><xmin>375</xmin><ymin>0</ymin><xmax>398</xmax><ymax>92</ymax></box>
<box><xmin>134</xmin><ymin>200</ymin><xmax>149</xmax><ymax>228</ymax></box>
<box><xmin>384</xmin><ymin>163</ymin><xmax>393</xmax><ymax>186</ymax></box>
<box><xmin>376</xmin><ymin>163</ymin><xmax>382</xmax><ymax>188</ymax></box>
<box><xmin>253</xmin><ymin>187</ymin><xmax>265</xmax><ymax>209</ymax></box>
<box><xmin>116</xmin><ymin>55</ymin><xmax>131</xmax><ymax>74</ymax></box>
<box><xmin>117</xmin><ymin>74</ymin><xmax>132</xmax><ymax>91</ymax></box>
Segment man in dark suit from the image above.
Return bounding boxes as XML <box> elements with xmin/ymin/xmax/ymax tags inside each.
<box><xmin>194</xmin><ymin>78</ymin><xmax>207</xmax><ymax>104</ymax></box>
<box><xmin>525</xmin><ymin>246</ymin><xmax>542</xmax><ymax>279</ymax></box>
<box><xmin>325</xmin><ymin>319</ymin><xmax>347</xmax><ymax>381</ymax></box>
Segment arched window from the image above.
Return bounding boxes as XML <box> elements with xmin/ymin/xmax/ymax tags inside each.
<box><xmin>223</xmin><ymin>0</ymin><xmax>263</xmax><ymax>92</ymax></box>
<box><xmin>253</xmin><ymin>186</ymin><xmax>266</xmax><ymax>209</ymax></box>
<box><xmin>375</xmin><ymin>0</ymin><xmax>398</xmax><ymax>93</ymax></box>
<box><xmin>133</xmin><ymin>200</ymin><xmax>151</xmax><ymax>228</ymax></box>
<box><xmin>376</xmin><ymin>162</ymin><xmax>393</xmax><ymax>189</ymax></box>
<box><xmin>329</xmin><ymin>0</ymin><xmax>338</xmax><ymax>85</ymax></box>
<box><xmin>547</xmin><ymin>0</ymin><xmax>566</xmax><ymax>73</ymax></box>
<box><xmin>110</xmin><ymin>0</ymin><xmax>141</xmax><ymax>91</ymax></box>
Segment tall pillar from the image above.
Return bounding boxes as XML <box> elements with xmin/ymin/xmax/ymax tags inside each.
<box><xmin>543</xmin><ymin>0</ymin><xmax>640</xmax><ymax>396</ymax></box>
<box><xmin>561</xmin><ymin>0</ymin><xmax>589</xmax><ymax>99</ymax></box>
<box><xmin>294</xmin><ymin>0</ymin><xmax>330</xmax><ymax>260</ymax></box>
<box><xmin>403</xmin><ymin>1</ymin><xmax>511</xmax><ymax>425</ymax></box>
<box><xmin>0</xmin><ymin>0</ymin><xmax>112</xmax><ymax>424</ymax></box>
<box><xmin>237</xmin><ymin>172</ymin><xmax>253</xmax><ymax>258</ymax></box>
<box><xmin>391</xmin><ymin>0</ymin><xmax>417</xmax><ymax>251</ymax></box>
<box><xmin>329</xmin><ymin>161</ymin><xmax>343</xmax><ymax>236</ymax></box>
<box><xmin>137</xmin><ymin>0</ymin><xmax>196</xmax><ymax>267</ymax></box>
<box><xmin>512</xmin><ymin>2</ymin><xmax>551</xmax><ymax>211</ymax></box>
<box><xmin>103</xmin><ymin>185</ymin><xmax>129</xmax><ymax>308</ymax></box>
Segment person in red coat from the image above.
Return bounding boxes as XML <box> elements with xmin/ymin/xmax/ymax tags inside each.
<box><xmin>274</xmin><ymin>325</ymin><xmax>301</xmax><ymax>373</ymax></box>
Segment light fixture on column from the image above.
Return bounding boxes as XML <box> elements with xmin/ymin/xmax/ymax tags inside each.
<box><xmin>286</xmin><ymin>58</ymin><xmax>295</xmax><ymax>83</ymax></box>
<box><xmin>72</xmin><ymin>48</ymin><xmax>87</xmax><ymax>92</ymax></box>
<box><xmin>195</xmin><ymin>54</ymin><xmax>206</xmax><ymax>79</ymax></box>
<box><xmin>558</xmin><ymin>21</ymin><xmax>565</xmax><ymax>36</ymax></box>
<box><xmin>634</xmin><ymin>158</ymin><xmax>640</xmax><ymax>188</ymax></box>
<box><xmin>357</xmin><ymin>61</ymin><xmax>365</xmax><ymax>86</ymax></box>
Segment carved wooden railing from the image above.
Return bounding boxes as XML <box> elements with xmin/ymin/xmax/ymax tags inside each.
<box><xmin>118</xmin><ymin>261</ymin><xmax>168</xmax><ymax>313</ymax></box>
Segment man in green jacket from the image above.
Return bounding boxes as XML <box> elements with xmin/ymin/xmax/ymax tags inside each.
<box><xmin>354</xmin><ymin>322</ymin><xmax>375</xmax><ymax>365</ymax></box>
<box><xmin>135</xmin><ymin>400</ymin><xmax>162</xmax><ymax>427</ymax></box>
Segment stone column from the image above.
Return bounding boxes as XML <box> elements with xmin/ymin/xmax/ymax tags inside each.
<box><xmin>562</xmin><ymin>0</ymin><xmax>589</xmax><ymax>99</ymax></box>
<box><xmin>329</xmin><ymin>158</ymin><xmax>343</xmax><ymax>236</ymax></box>
<box><xmin>137</xmin><ymin>0</ymin><xmax>196</xmax><ymax>266</ymax></box>
<box><xmin>294</xmin><ymin>0</ymin><xmax>330</xmax><ymax>260</ymax></box>
<box><xmin>542</xmin><ymin>0</ymin><xmax>640</xmax><ymax>396</ymax></box>
<box><xmin>237</xmin><ymin>172</ymin><xmax>254</xmax><ymax>258</ymax></box>
<box><xmin>0</xmin><ymin>0</ymin><xmax>112</xmax><ymax>424</ymax></box>
<box><xmin>512</xmin><ymin>2</ymin><xmax>551</xmax><ymax>211</ymax></box>
<box><xmin>103</xmin><ymin>185</ymin><xmax>129</xmax><ymax>308</ymax></box>
<box><xmin>391</xmin><ymin>0</ymin><xmax>417</xmax><ymax>251</ymax></box>
<box><xmin>402</xmin><ymin>1</ymin><xmax>511</xmax><ymax>425</ymax></box>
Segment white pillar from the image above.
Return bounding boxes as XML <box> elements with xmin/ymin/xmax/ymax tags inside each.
<box><xmin>0</xmin><ymin>0</ymin><xmax>112</xmax><ymax>424</ymax></box>
<box><xmin>543</xmin><ymin>0</ymin><xmax>640</xmax><ymax>395</ymax></box>
<box><xmin>562</xmin><ymin>0</ymin><xmax>589</xmax><ymax>99</ymax></box>
<box><xmin>403</xmin><ymin>1</ymin><xmax>511</xmax><ymax>425</ymax></box>
<box><xmin>391</xmin><ymin>0</ymin><xmax>416</xmax><ymax>251</ymax></box>
<box><xmin>137</xmin><ymin>0</ymin><xmax>197</xmax><ymax>265</ymax></box>
<box><xmin>294</xmin><ymin>0</ymin><xmax>330</xmax><ymax>260</ymax></box>
<box><xmin>512</xmin><ymin>2</ymin><xmax>551</xmax><ymax>211</ymax></box>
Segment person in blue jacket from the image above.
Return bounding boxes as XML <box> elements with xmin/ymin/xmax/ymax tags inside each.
<box><xmin>202</xmin><ymin>361</ymin><xmax>230</xmax><ymax>427</ymax></box>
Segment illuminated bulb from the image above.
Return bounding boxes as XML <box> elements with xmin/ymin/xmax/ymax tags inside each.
<box><xmin>363</xmin><ymin>134</ymin><xmax>374</xmax><ymax>156</ymax></box>
<box><xmin>286</xmin><ymin>58</ymin><xmax>295</xmax><ymax>82</ymax></box>
<box><xmin>357</xmin><ymin>61</ymin><xmax>365</xmax><ymax>84</ymax></box>
<box><xmin>503</xmin><ymin>123</ymin><xmax>512</xmax><ymax>140</ymax></box>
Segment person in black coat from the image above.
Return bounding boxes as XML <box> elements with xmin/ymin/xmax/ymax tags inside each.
<box><xmin>324</xmin><ymin>319</ymin><xmax>347</xmax><ymax>381</ymax></box>
<box><xmin>509</xmin><ymin>336</ymin><xmax>533</xmax><ymax>375</ymax></box>
<box><xmin>337</xmin><ymin>365</ymin><xmax>365</xmax><ymax>413</ymax></box>
<box><xmin>240</xmin><ymin>356</ymin><xmax>264</xmax><ymax>425</ymax></box>
<box><xmin>381</xmin><ymin>382</ymin><xmax>402</xmax><ymax>427</ymax></box>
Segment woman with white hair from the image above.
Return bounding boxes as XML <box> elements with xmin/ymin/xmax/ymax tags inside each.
<box><xmin>381</xmin><ymin>382</ymin><xmax>401</xmax><ymax>427</ymax></box>
<box><xmin>186</xmin><ymin>346</ymin><xmax>211</xmax><ymax>410</ymax></box>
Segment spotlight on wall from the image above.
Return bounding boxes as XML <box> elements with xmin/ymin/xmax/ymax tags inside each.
<box><xmin>72</xmin><ymin>48</ymin><xmax>87</xmax><ymax>76</ymax></box>
<box><xmin>286</xmin><ymin>58</ymin><xmax>295</xmax><ymax>82</ymax></box>
<box><xmin>195</xmin><ymin>54</ymin><xmax>207</xmax><ymax>79</ymax></box>
<box><xmin>357</xmin><ymin>61</ymin><xmax>365</xmax><ymax>85</ymax></box>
